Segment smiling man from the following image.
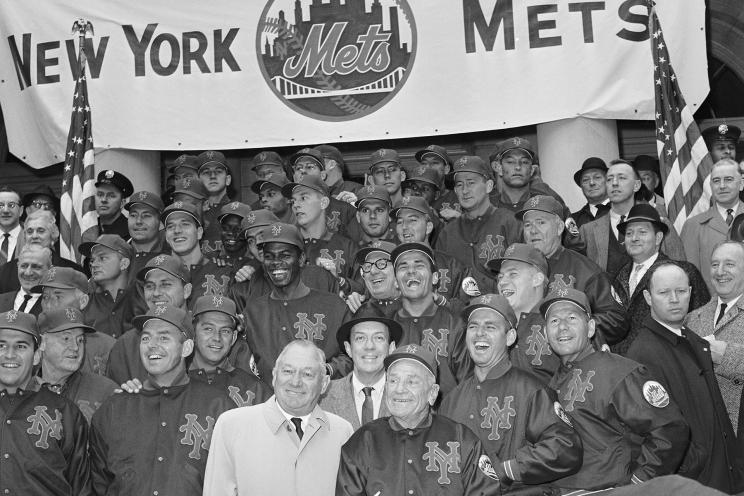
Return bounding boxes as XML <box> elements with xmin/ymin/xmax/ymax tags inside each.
<box><xmin>124</xmin><ymin>190</ymin><xmax>167</xmax><ymax>277</ymax></box>
<box><xmin>209</xmin><ymin>201</ymin><xmax>252</xmax><ymax>268</ymax></box>
<box><xmin>0</xmin><ymin>186</ymin><xmax>24</xmax><ymax>264</ymax></box>
<box><xmin>440</xmin><ymin>294</ymin><xmax>581</xmax><ymax>493</ymax></box>
<box><xmin>0</xmin><ymin>244</ymin><xmax>51</xmax><ymax>316</ymax></box>
<box><xmin>337</xmin><ymin>344</ymin><xmax>501</xmax><ymax>495</ymax></box>
<box><xmin>344</xmin><ymin>241</ymin><xmax>401</xmax><ymax>318</ymax></box>
<box><xmin>204</xmin><ymin>340</ymin><xmax>354</xmax><ymax>496</ymax></box>
<box><xmin>543</xmin><ymin>287</ymin><xmax>689</xmax><ymax>490</ymax></box>
<box><xmin>90</xmin><ymin>304</ymin><xmax>234</xmax><ymax>496</ymax></box>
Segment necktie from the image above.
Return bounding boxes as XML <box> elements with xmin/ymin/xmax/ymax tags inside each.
<box><xmin>18</xmin><ymin>294</ymin><xmax>32</xmax><ymax>312</ymax></box>
<box><xmin>629</xmin><ymin>264</ymin><xmax>644</xmax><ymax>295</ymax></box>
<box><xmin>290</xmin><ymin>417</ymin><xmax>304</xmax><ymax>440</ymax></box>
<box><xmin>617</xmin><ymin>215</ymin><xmax>626</xmax><ymax>243</ymax></box>
<box><xmin>726</xmin><ymin>209</ymin><xmax>734</xmax><ymax>226</ymax></box>
<box><xmin>0</xmin><ymin>233</ymin><xmax>9</xmax><ymax>265</ymax></box>
<box><xmin>361</xmin><ymin>386</ymin><xmax>374</xmax><ymax>425</ymax></box>
<box><xmin>716</xmin><ymin>302</ymin><xmax>728</xmax><ymax>326</ymax></box>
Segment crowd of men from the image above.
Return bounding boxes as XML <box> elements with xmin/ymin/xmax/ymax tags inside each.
<box><xmin>0</xmin><ymin>124</ymin><xmax>741</xmax><ymax>495</ymax></box>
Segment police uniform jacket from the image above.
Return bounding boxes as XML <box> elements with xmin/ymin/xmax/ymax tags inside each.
<box><xmin>337</xmin><ymin>412</ymin><xmax>501</xmax><ymax>496</ymax></box>
<box><xmin>435</xmin><ymin>205</ymin><xmax>521</xmax><ymax>294</ymax></box>
<box><xmin>625</xmin><ymin>317</ymin><xmax>742</xmax><ymax>493</ymax></box>
<box><xmin>89</xmin><ymin>372</ymin><xmax>234</xmax><ymax>496</ymax></box>
<box><xmin>0</xmin><ymin>382</ymin><xmax>92</xmax><ymax>496</ymax></box>
<box><xmin>546</xmin><ymin>246</ymin><xmax>628</xmax><ymax>345</ymax></box>
<box><xmin>244</xmin><ymin>288</ymin><xmax>352</xmax><ymax>382</ymax></box>
<box><xmin>509</xmin><ymin>310</ymin><xmax>561</xmax><ymax>384</ymax></box>
<box><xmin>549</xmin><ymin>347</ymin><xmax>689</xmax><ymax>490</ymax></box>
<box><xmin>439</xmin><ymin>358</ymin><xmax>582</xmax><ymax>489</ymax></box>
<box><xmin>188</xmin><ymin>364</ymin><xmax>273</xmax><ymax>408</ymax></box>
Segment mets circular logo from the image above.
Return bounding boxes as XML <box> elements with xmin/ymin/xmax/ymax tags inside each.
<box><xmin>256</xmin><ymin>0</ymin><xmax>417</xmax><ymax>121</ymax></box>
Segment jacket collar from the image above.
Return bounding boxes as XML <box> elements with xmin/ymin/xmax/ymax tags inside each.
<box><xmin>264</xmin><ymin>395</ymin><xmax>329</xmax><ymax>434</ymax></box>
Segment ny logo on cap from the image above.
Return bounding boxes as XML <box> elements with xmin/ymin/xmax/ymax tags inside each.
<box><xmin>154</xmin><ymin>306</ymin><xmax>167</xmax><ymax>315</ymax></box>
<box><xmin>371</xmin><ymin>240</ymin><xmax>381</xmax><ymax>248</ymax></box>
<box><xmin>416</xmin><ymin>165</ymin><xmax>427</xmax><ymax>176</ymax></box>
<box><xmin>105</xmin><ymin>170</ymin><xmax>115</xmax><ymax>179</ymax></box>
<box><xmin>257</xmin><ymin>152</ymin><xmax>267</xmax><ymax>162</ymax></box>
<box><xmin>557</xmin><ymin>289</ymin><xmax>568</xmax><ymax>297</ymax></box>
<box><xmin>528</xmin><ymin>197</ymin><xmax>540</xmax><ymax>208</ymax></box>
<box><xmin>426</xmin><ymin>145</ymin><xmax>436</xmax><ymax>151</ymax></box>
<box><xmin>174</xmin><ymin>201</ymin><xmax>183</xmax><ymax>209</ymax></box>
<box><xmin>183</xmin><ymin>178</ymin><xmax>193</xmax><ymax>188</ymax></box>
<box><xmin>402</xmin><ymin>196</ymin><xmax>411</xmax><ymax>205</ymax></box>
<box><xmin>138</xmin><ymin>192</ymin><xmax>148</xmax><ymax>201</ymax></box>
<box><xmin>504</xmin><ymin>245</ymin><xmax>516</xmax><ymax>257</ymax></box>
<box><xmin>719</xmin><ymin>124</ymin><xmax>729</xmax><ymax>135</ymax></box>
<box><xmin>479</xmin><ymin>295</ymin><xmax>493</xmax><ymax>304</ymax></box>
<box><xmin>6</xmin><ymin>310</ymin><xmax>18</xmax><ymax>323</ymax></box>
<box><xmin>511</xmin><ymin>138</ymin><xmax>523</xmax><ymax>146</ymax></box>
<box><xmin>271</xmin><ymin>224</ymin><xmax>282</xmax><ymax>236</ymax></box>
<box><xmin>212</xmin><ymin>296</ymin><xmax>224</xmax><ymax>307</ymax></box>
<box><xmin>46</xmin><ymin>267</ymin><xmax>57</xmax><ymax>281</ymax></box>
<box><xmin>176</xmin><ymin>156</ymin><xmax>186</xmax><ymax>165</ymax></box>
<box><xmin>230</xmin><ymin>202</ymin><xmax>239</xmax><ymax>210</ymax></box>
<box><xmin>405</xmin><ymin>344</ymin><xmax>419</xmax><ymax>354</ymax></box>
<box><xmin>245</xmin><ymin>212</ymin><xmax>256</xmax><ymax>225</ymax></box>
<box><xmin>66</xmin><ymin>308</ymin><xmax>78</xmax><ymax>321</ymax></box>
<box><xmin>206</xmin><ymin>151</ymin><xmax>216</xmax><ymax>160</ymax></box>
<box><xmin>153</xmin><ymin>255</ymin><xmax>166</xmax><ymax>266</ymax></box>
<box><xmin>365</xmin><ymin>185</ymin><xmax>376</xmax><ymax>194</ymax></box>
<box><xmin>374</xmin><ymin>149</ymin><xmax>385</xmax><ymax>159</ymax></box>
<box><xmin>455</xmin><ymin>157</ymin><xmax>467</xmax><ymax>169</ymax></box>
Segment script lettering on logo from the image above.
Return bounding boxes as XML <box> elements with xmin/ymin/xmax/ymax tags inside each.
<box><xmin>563</xmin><ymin>368</ymin><xmax>595</xmax><ymax>412</ymax></box>
<box><xmin>26</xmin><ymin>406</ymin><xmax>63</xmax><ymax>449</ymax></box>
<box><xmin>201</xmin><ymin>274</ymin><xmax>230</xmax><ymax>297</ymax></box>
<box><xmin>228</xmin><ymin>386</ymin><xmax>257</xmax><ymax>408</ymax></box>
<box><xmin>525</xmin><ymin>324</ymin><xmax>552</xmax><ymax>366</ymax></box>
<box><xmin>478</xmin><ymin>234</ymin><xmax>505</xmax><ymax>262</ymax></box>
<box><xmin>423</xmin><ymin>441</ymin><xmax>461</xmax><ymax>484</ymax></box>
<box><xmin>421</xmin><ymin>328</ymin><xmax>449</xmax><ymax>363</ymax></box>
<box><xmin>480</xmin><ymin>396</ymin><xmax>516</xmax><ymax>441</ymax></box>
<box><xmin>293</xmin><ymin>313</ymin><xmax>327</xmax><ymax>341</ymax></box>
<box><xmin>179</xmin><ymin>414</ymin><xmax>216</xmax><ymax>460</ymax></box>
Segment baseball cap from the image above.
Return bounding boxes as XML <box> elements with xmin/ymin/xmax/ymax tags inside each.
<box><xmin>31</xmin><ymin>266</ymin><xmax>88</xmax><ymax>293</ymax></box>
<box><xmin>383</xmin><ymin>344</ymin><xmax>438</xmax><ymax>378</ymax></box>
<box><xmin>168</xmin><ymin>154</ymin><xmax>199</xmax><ymax>173</ymax></box>
<box><xmin>196</xmin><ymin>151</ymin><xmax>229</xmax><ymax>174</ymax></box>
<box><xmin>173</xmin><ymin>177</ymin><xmax>208</xmax><ymax>201</ymax></box>
<box><xmin>402</xmin><ymin>167</ymin><xmax>442</xmax><ymax>190</ymax></box>
<box><xmin>95</xmin><ymin>170</ymin><xmax>134</xmax><ymax>198</ymax></box>
<box><xmin>252</xmin><ymin>151</ymin><xmax>284</xmax><ymax>169</ymax></box>
<box><xmin>355</xmin><ymin>240</ymin><xmax>397</xmax><ymax>265</ymax></box>
<box><xmin>314</xmin><ymin>145</ymin><xmax>345</xmax><ymax>167</ymax></box>
<box><xmin>539</xmin><ymin>287</ymin><xmax>591</xmax><ymax>319</ymax></box>
<box><xmin>369</xmin><ymin>149</ymin><xmax>401</xmax><ymax>170</ymax></box>
<box><xmin>136</xmin><ymin>254</ymin><xmax>189</xmax><ymax>283</ymax></box>
<box><xmin>389</xmin><ymin>196</ymin><xmax>432</xmax><ymax>219</ymax></box>
<box><xmin>281</xmin><ymin>175</ymin><xmax>330</xmax><ymax>199</ymax></box>
<box><xmin>336</xmin><ymin>312</ymin><xmax>403</xmax><ymax>352</ymax></box>
<box><xmin>251</xmin><ymin>174</ymin><xmax>290</xmax><ymax>195</ymax></box>
<box><xmin>257</xmin><ymin>222</ymin><xmax>304</xmax><ymax>250</ymax></box>
<box><xmin>451</xmin><ymin>156</ymin><xmax>492</xmax><ymax>180</ymax></box>
<box><xmin>217</xmin><ymin>202</ymin><xmax>253</xmax><ymax>223</ymax></box>
<box><xmin>192</xmin><ymin>295</ymin><xmax>238</xmax><ymax>326</ymax></box>
<box><xmin>241</xmin><ymin>210</ymin><xmax>280</xmax><ymax>236</ymax></box>
<box><xmin>487</xmin><ymin>243</ymin><xmax>549</xmax><ymax>276</ymax></box>
<box><xmin>79</xmin><ymin>234</ymin><xmax>134</xmax><ymax>259</ymax></box>
<box><xmin>290</xmin><ymin>148</ymin><xmax>325</xmax><ymax>169</ymax></box>
<box><xmin>617</xmin><ymin>203</ymin><xmax>668</xmax><ymax>235</ymax></box>
<box><xmin>491</xmin><ymin>137</ymin><xmax>536</xmax><ymax>162</ymax></box>
<box><xmin>132</xmin><ymin>305</ymin><xmax>193</xmax><ymax>337</ymax></box>
<box><xmin>573</xmin><ymin>157</ymin><xmax>608</xmax><ymax>186</ymax></box>
<box><xmin>515</xmin><ymin>195</ymin><xmax>565</xmax><ymax>221</ymax></box>
<box><xmin>0</xmin><ymin>310</ymin><xmax>39</xmax><ymax>342</ymax></box>
<box><xmin>125</xmin><ymin>190</ymin><xmax>165</xmax><ymax>214</ymax></box>
<box><xmin>161</xmin><ymin>201</ymin><xmax>203</xmax><ymax>227</ymax></box>
<box><xmin>391</xmin><ymin>242</ymin><xmax>436</xmax><ymax>268</ymax></box>
<box><xmin>355</xmin><ymin>185</ymin><xmax>391</xmax><ymax>209</ymax></box>
<box><xmin>415</xmin><ymin>145</ymin><xmax>452</xmax><ymax>166</ymax></box>
<box><xmin>461</xmin><ymin>294</ymin><xmax>517</xmax><ymax>329</ymax></box>
<box><xmin>38</xmin><ymin>307</ymin><xmax>95</xmax><ymax>334</ymax></box>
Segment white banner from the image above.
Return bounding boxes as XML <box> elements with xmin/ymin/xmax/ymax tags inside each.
<box><xmin>0</xmin><ymin>0</ymin><xmax>708</xmax><ymax>169</ymax></box>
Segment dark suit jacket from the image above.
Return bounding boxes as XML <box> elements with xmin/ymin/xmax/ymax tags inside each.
<box><xmin>572</xmin><ymin>202</ymin><xmax>610</xmax><ymax>229</ymax></box>
<box><xmin>0</xmin><ymin>290</ymin><xmax>42</xmax><ymax>316</ymax></box>
<box><xmin>318</xmin><ymin>373</ymin><xmax>390</xmax><ymax>431</ymax></box>
<box><xmin>612</xmin><ymin>252</ymin><xmax>711</xmax><ymax>355</ymax></box>
<box><xmin>0</xmin><ymin>251</ymin><xmax>84</xmax><ymax>294</ymax></box>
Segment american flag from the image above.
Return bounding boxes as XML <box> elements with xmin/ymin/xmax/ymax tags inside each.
<box><xmin>652</xmin><ymin>5</ymin><xmax>713</xmax><ymax>234</ymax></box>
<box><xmin>60</xmin><ymin>22</ymin><xmax>97</xmax><ymax>263</ymax></box>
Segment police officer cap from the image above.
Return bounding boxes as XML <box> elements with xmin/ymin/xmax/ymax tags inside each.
<box><xmin>197</xmin><ymin>151</ymin><xmax>229</xmax><ymax>174</ymax></box>
<box><xmin>79</xmin><ymin>234</ymin><xmax>134</xmax><ymax>260</ymax></box>
<box><xmin>174</xmin><ymin>177</ymin><xmax>208</xmax><ymax>201</ymax></box>
<box><xmin>168</xmin><ymin>154</ymin><xmax>199</xmax><ymax>173</ymax></box>
<box><xmin>451</xmin><ymin>156</ymin><xmax>492</xmax><ymax>181</ymax></box>
<box><xmin>461</xmin><ymin>293</ymin><xmax>517</xmax><ymax>329</ymax></box>
<box><xmin>415</xmin><ymin>145</ymin><xmax>452</xmax><ymax>166</ymax></box>
<box><xmin>515</xmin><ymin>195</ymin><xmax>565</xmax><ymax>221</ymax></box>
<box><xmin>125</xmin><ymin>191</ymin><xmax>165</xmax><ymax>214</ymax></box>
<box><xmin>355</xmin><ymin>184</ymin><xmax>391</xmax><ymax>209</ymax></box>
<box><xmin>241</xmin><ymin>210</ymin><xmax>280</xmax><ymax>237</ymax></box>
<box><xmin>617</xmin><ymin>203</ymin><xmax>668</xmax><ymax>236</ymax></box>
<box><xmin>384</xmin><ymin>343</ymin><xmax>438</xmax><ymax>378</ymax></box>
<box><xmin>314</xmin><ymin>144</ymin><xmax>345</xmax><ymax>167</ymax></box>
<box><xmin>539</xmin><ymin>287</ymin><xmax>591</xmax><ymax>319</ymax></box>
<box><xmin>336</xmin><ymin>308</ymin><xmax>403</xmax><ymax>352</ymax></box>
<box><xmin>391</xmin><ymin>242</ymin><xmax>436</xmax><ymax>269</ymax></box>
<box><xmin>31</xmin><ymin>266</ymin><xmax>88</xmax><ymax>293</ymax></box>
<box><xmin>290</xmin><ymin>148</ymin><xmax>325</xmax><ymax>169</ymax></box>
<box><xmin>702</xmin><ymin>124</ymin><xmax>741</xmax><ymax>144</ymax></box>
<box><xmin>217</xmin><ymin>202</ymin><xmax>253</xmax><ymax>224</ymax></box>
<box><xmin>403</xmin><ymin>166</ymin><xmax>442</xmax><ymax>190</ymax></box>
<box><xmin>355</xmin><ymin>240</ymin><xmax>398</xmax><ymax>265</ymax></box>
<box><xmin>487</xmin><ymin>243</ymin><xmax>549</xmax><ymax>277</ymax></box>
<box><xmin>572</xmin><ymin>157</ymin><xmax>608</xmax><ymax>186</ymax></box>
<box><xmin>390</xmin><ymin>196</ymin><xmax>432</xmax><ymax>219</ymax></box>
<box><xmin>490</xmin><ymin>137</ymin><xmax>536</xmax><ymax>163</ymax></box>
<box><xmin>281</xmin><ymin>175</ymin><xmax>330</xmax><ymax>199</ymax></box>
<box><xmin>251</xmin><ymin>174</ymin><xmax>291</xmax><ymax>195</ymax></box>
<box><xmin>632</xmin><ymin>155</ymin><xmax>660</xmax><ymax>175</ymax></box>
<box><xmin>38</xmin><ymin>308</ymin><xmax>95</xmax><ymax>335</ymax></box>
<box><xmin>369</xmin><ymin>149</ymin><xmax>401</xmax><ymax>170</ymax></box>
<box><xmin>95</xmin><ymin>170</ymin><xmax>134</xmax><ymax>198</ymax></box>
<box><xmin>137</xmin><ymin>254</ymin><xmax>190</xmax><ymax>283</ymax></box>
<box><xmin>257</xmin><ymin>222</ymin><xmax>304</xmax><ymax>251</ymax></box>
<box><xmin>252</xmin><ymin>151</ymin><xmax>284</xmax><ymax>169</ymax></box>
<box><xmin>132</xmin><ymin>305</ymin><xmax>193</xmax><ymax>337</ymax></box>
<box><xmin>192</xmin><ymin>295</ymin><xmax>238</xmax><ymax>327</ymax></box>
<box><xmin>161</xmin><ymin>201</ymin><xmax>203</xmax><ymax>227</ymax></box>
<box><xmin>0</xmin><ymin>311</ymin><xmax>39</xmax><ymax>342</ymax></box>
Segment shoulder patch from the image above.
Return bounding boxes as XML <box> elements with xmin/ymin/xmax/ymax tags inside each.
<box><xmin>554</xmin><ymin>401</ymin><xmax>573</xmax><ymax>427</ymax></box>
<box><xmin>642</xmin><ymin>380</ymin><xmax>669</xmax><ymax>408</ymax></box>
<box><xmin>478</xmin><ymin>454</ymin><xmax>499</xmax><ymax>481</ymax></box>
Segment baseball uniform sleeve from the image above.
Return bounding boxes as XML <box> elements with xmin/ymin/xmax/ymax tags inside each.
<box><xmin>89</xmin><ymin>407</ymin><xmax>114</xmax><ymax>496</ymax></box>
<box><xmin>460</xmin><ymin>435</ymin><xmax>502</xmax><ymax>496</ymax></box>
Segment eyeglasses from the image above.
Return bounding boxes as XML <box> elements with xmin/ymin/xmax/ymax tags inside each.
<box><xmin>361</xmin><ymin>259</ymin><xmax>391</xmax><ymax>273</ymax></box>
<box><xmin>31</xmin><ymin>200</ymin><xmax>52</xmax><ymax>210</ymax></box>
<box><xmin>0</xmin><ymin>202</ymin><xmax>19</xmax><ymax>210</ymax></box>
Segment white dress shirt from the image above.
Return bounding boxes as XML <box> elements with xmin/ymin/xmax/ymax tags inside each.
<box><xmin>1</xmin><ymin>225</ymin><xmax>21</xmax><ymax>262</ymax></box>
<box><xmin>351</xmin><ymin>373</ymin><xmax>386</xmax><ymax>422</ymax></box>
<box><xmin>589</xmin><ymin>199</ymin><xmax>610</xmax><ymax>218</ymax></box>
<box><xmin>275</xmin><ymin>399</ymin><xmax>310</xmax><ymax>435</ymax></box>
<box><xmin>609</xmin><ymin>209</ymin><xmax>629</xmax><ymax>241</ymax></box>
<box><xmin>716</xmin><ymin>202</ymin><xmax>742</xmax><ymax>224</ymax></box>
<box><xmin>629</xmin><ymin>252</ymin><xmax>659</xmax><ymax>295</ymax></box>
<box><xmin>13</xmin><ymin>288</ymin><xmax>39</xmax><ymax>312</ymax></box>
<box><xmin>715</xmin><ymin>294</ymin><xmax>742</xmax><ymax>327</ymax></box>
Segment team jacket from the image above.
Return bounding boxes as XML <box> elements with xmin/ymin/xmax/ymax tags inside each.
<box><xmin>35</xmin><ymin>371</ymin><xmax>118</xmax><ymax>423</ymax></box>
<box><xmin>89</xmin><ymin>373</ymin><xmax>234</xmax><ymax>496</ymax></box>
<box><xmin>303</xmin><ymin>230</ymin><xmax>358</xmax><ymax>280</ymax></box>
<box><xmin>435</xmin><ymin>206</ymin><xmax>521</xmax><ymax>295</ymax></box>
<box><xmin>0</xmin><ymin>383</ymin><xmax>92</xmax><ymax>496</ymax></box>
<box><xmin>439</xmin><ymin>359</ymin><xmax>582</xmax><ymax>491</ymax></box>
<box><xmin>244</xmin><ymin>288</ymin><xmax>352</xmax><ymax>382</ymax></box>
<box><xmin>188</xmin><ymin>365</ymin><xmax>273</xmax><ymax>408</ymax></box>
<box><xmin>509</xmin><ymin>311</ymin><xmax>561</xmax><ymax>384</ymax></box>
<box><xmin>186</xmin><ymin>258</ymin><xmax>234</xmax><ymax>311</ymax></box>
<box><xmin>106</xmin><ymin>327</ymin><xmax>148</xmax><ymax>385</ymax></box>
<box><xmin>200</xmin><ymin>196</ymin><xmax>232</xmax><ymax>254</ymax></box>
<box><xmin>545</xmin><ymin>246</ymin><xmax>628</xmax><ymax>345</ymax></box>
<box><xmin>433</xmin><ymin>249</ymin><xmax>472</xmax><ymax>313</ymax></box>
<box><xmin>396</xmin><ymin>302</ymin><xmax>466</xmax><ymax>394</ymax></box>
<box><xmin>548</xmin><ymin>348</ymin><xmax>689</xmax><ymax>490</ymax></box>
<box><xmin>83</xmin><ymin>285</ymin><xmax>139</xmax><ymax>339</ymax></box>
<box><xmin>337</xmin><ymin>413</ymin><xmax>501</xmax><ymax>496</ymax></box>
